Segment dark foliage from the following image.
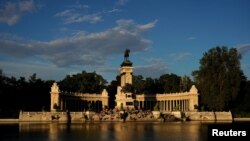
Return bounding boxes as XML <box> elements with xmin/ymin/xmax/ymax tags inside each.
<box><xmin>58</xmin><ymin>71</ymin><xmax>107</xmax><ymax>93</ymax></box>
<box><xmin>192</xmin><ymin>47</ymin><xmax>245</xmax><ymax>111</ymax></box>
<box><xmin>0</xmin><ymin>72</ymin><xmax>53</xmax><ymax>118</ymax></box>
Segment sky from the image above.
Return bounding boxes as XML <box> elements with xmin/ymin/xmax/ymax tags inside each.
<box><xmin>0</xmin><ymin>0</ymin><xmax>250</xmax><ymax>83</ymax></box>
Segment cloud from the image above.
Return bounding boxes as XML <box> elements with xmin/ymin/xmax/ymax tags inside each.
<box><xmin>19</xmin><ymin>0</ymin><xmax>35</xmax><ymax>12</ymax></box>
<box><xmin>0</xmin><ymin>0</ymin><xmax>36</xmax><ymax>26</ymax></box>
<box><xmin>0</xmin><ymin>19</ymin><xmax>156</xmax><ymax>67</ymax></box>
<box><xmin>55</xmin><ymin>9</ymin><xmax>102</xmax><ymax>24</ymax></box>
<box><xmin>116</xmin><ymin>0</ymin><xmax>129</xmax><ymax>6</ymax></box>
<box><xmin>0</xmin><ymin>60</ymin><xmax>70</xmax><ymax>81</ymax></box>
<box><xmin>68</xmin><ymin>4</ymin><xmax>90</xmax><ymax>9</ymax></box>
<box><xmin>98</xmin><ymin>66</ymin><xmax>118</xmax><ymax>74</ymax></box>
<box><xmin>170</xmin><ymin>53</ymin><xmax>192</xmax><ymax>61</ymax></box>
<box><xmin>187</xmin><ymin>36</ymin><xmax>197</xmax><ymax>40</ymax></box>
<box><xmin>55</xmin><ymin>1</ymin><xmax>128</xmax><ymax>25</ymax></box>
<box><xmin>134</xmin><ymin>58</ymin><xmax>168</xmax><ymax>78</ymax></box>
<box><xmin>115</xmin><ymin>19</ymin><xmax>158</xmax><ymax>35</ymax></box>
<box><xmin>104</xmin><ymin>8</ymin><xmax>122</xmax><ymax>14</ymax></box>
<box><xmin>137</xmin><ymin>20</ymin><xmax>158</xmax><ymax>31</ymax></box>
<box><xmin>236</xmin><ymin>44</ymin><xmax>250</xmax><ymax>55</ymax></box>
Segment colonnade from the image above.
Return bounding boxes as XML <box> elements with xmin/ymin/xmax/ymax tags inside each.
<box><xmin>50</xmin><ymin>82</ymin><xmax>109</xmax><ymax>112</ymax></box>
<box><xmin>137</xmin><ymin>99</ymin><xmax>190</xmax><ymax>111</ymax></box>
<box><xmin>134</xmin><ymin>85</ymin><xmax>199</xmax><ymax>112</ymax></box>
<box><xmin>60</xmin><ymin>99</ymin><xmax>103</xmax><ymax>111</ymax></box>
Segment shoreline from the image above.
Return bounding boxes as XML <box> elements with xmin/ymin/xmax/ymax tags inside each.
<box><xmin>0</xmin><ymin>119</ymin><xmax>19</xmax><ymax>123</ymax></box>
<box><xmin>233</xmin><ymin>118</ymin><xmax>250</xmax><ymax>121</ymax></box>
<box><xmin>1</xmin><ymin>117</ymin><xmax>250</xmax><ymax>123</ymax></box>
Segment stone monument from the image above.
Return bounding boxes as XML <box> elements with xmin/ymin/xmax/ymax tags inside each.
<box><xmin>115</xmin><ymin>49</ymin><xmax>135</xmax><ymax>110</ymax></box>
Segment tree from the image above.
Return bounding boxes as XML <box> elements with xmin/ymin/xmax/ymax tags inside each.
<box><xmin>59</xmin><ymin>71</ymin><xmax>107</xmax><ymax>93</ymax></box>
<box><xmin>232</xmin><ymin>79</ymin><xmax>250</xmax><ymax>117</ymax></box>
<box><xmin>132</xmin><ymin>75</ymin><xmax>145</xmax><ymax>94</ymax></box>
<box><xmin>192</xmin><ymin>47</ymin><xmax>243</xmax><ymax>111</ymax></box>
<box><xmin>180</xmin><ymin>75</ymin><xmax>193</xmax><ymax>92</ymax></box>
<box><xmin>29</xmin><ymin>73</ymin><xmax>37</xmax><ymax>83</ymax></box>
<box><xmin>0</xmin><ymin>70</ymin><xmax>52</xmax><ymax>118</ymax></box>
<box><xmin>132</xmin><ymin>75</ymin><xmax>158</xmax><ymax>94</ymax></box>
<box><xmin>107</xmin><ymin>75</ymin><xmax>120</xmax><ymax>109</ymax></box>
<box><xmin>158</xmin><ymin>73</ymin><xmax>181</xmax><ymax>93</ymax></box>
<box><xmin>144</xmin><ymin>77</ymin><xmax>157</xmax><ymax>94</ymax></box>
<box><xmin>132</xmin><ymin>74</ymin><xmax>184</xmax><ymax>94</ymax></box>
<box><xmin>122</xmin><ymin>83</ymin><xmax>134</xmax><ymax>93</ymax></box>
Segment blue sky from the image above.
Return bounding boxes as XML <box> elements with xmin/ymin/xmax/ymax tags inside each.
<box><xmin>0</xmin><ymin>0</ymin><xmax>250</xmax><ymax>82</ymax></box>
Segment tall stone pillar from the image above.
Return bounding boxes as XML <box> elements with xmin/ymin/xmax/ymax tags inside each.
<box><xmin>50</xmin><ymin>82</ymin><xmax>60</xmax><ymax>111</ymax></box>
<box><xmin>101</xmin><ymin>89</ymin><xmax>109</xmax><ymax>109</ymax></box>
<box><xmin>188</xmin><ymin>85</ymin><xmax>199</xmax><ymax>111</ymax></box>
<box><xmin>120</xmin><ymin>66</ymin><xmax>133</xmax><ymax>87</ymax></box>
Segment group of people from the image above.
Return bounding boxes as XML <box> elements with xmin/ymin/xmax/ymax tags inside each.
<box><xmin>88</xmin><ymin>108</ymin><xmax>156</xmax><ymax>121</ymax></box>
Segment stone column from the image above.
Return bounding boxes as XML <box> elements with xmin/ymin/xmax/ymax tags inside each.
<box><xmin>160</xmin><ymin>101</ymin><xmax>162</xmax><ymax>111</ymax></box>
<box><xmin>50</xmin><ymin>82</ymin><xmax>60</xmax><ymax>111</ymax></box>
<box><xmin>181</xmin><ymin>100</ymin><xmax>184</xmax><ymax>111</ymax></box>
<box><xmin>163</xmin><ymin>100</ymin><xmax>165</xmax><ymax>111</ymax></box>
<box><xmin>137</xmin><ymin>101</ymin><xmax>140</xmax><ymax>109</ymax></box>
<box><xmin>170</xmin><ymin>100</ymin><xmax>172</xmax><ymax>111</ymax></box>
<box><xmin>166</xmin><ymin>100</ymin><xmax>169</xmax><ymax>111</ymax></box>
<box><xmin>184</xmin><ymin>100</ymin><xmax>186</xmax><ymax>111</ymax></box>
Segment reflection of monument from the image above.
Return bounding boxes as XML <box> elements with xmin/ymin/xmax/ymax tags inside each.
<box><xmin>115</xmin><ymin>49</ymin><xmax>135</xmax><ymax>110</ymax></box>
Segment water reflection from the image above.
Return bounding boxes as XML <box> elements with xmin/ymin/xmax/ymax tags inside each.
<box><xmin>0</xmin><ymin>121</ymin><xmax>218</xmax><ymax>141</ymax></box>
<box><xmin>0</xmin><ymin>122</ymin><xmax>230</xmax><ymax>141</ymax></box>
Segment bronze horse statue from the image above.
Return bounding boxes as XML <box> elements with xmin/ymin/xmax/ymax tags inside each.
<box><xmin>124</xmin><ymin>49</ymin><xmax>130</xmax><ymax>61</ymax></box>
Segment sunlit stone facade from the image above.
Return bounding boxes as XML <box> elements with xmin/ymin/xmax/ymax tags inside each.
<box><xmin>115</xmin><ymin>50</ymin><xmax>199</xmax><ymax>111</ymax></box>
<box><xmin>50</xmin><ymin>82</ymin><xmax>109</xmax><ymax>111</ymax></box>
<box><xmin>115</xmin><ymin>64</ymin><xmax>199</xmax><ymax>111</ymax></box>
<box><xmin>50</xmin><ymin>83</ymin><xmax>60</xmax><ymax>111</ymax></box>
<box><xmin>120</xmin><ymin>66</ymin><xmax>133</xmax><ymax>87</ymax></box>
<box><xmin>136</xmin><ymin>85</ymin><xmax>199</xmax><ymax>111</ymax></box>
<box><xmin>50</xmin><ymin>49</ymin><xmax>199</xmax><ymax>112</ymax></box>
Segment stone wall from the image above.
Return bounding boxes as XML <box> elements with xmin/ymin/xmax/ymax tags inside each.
<box><xmin>215</xmin><ymin>112</ymin><xmax>233</xmax><ymax>121</ymax></box>
<box><xmin>19</xmin><ymin>111</ymin><xmax>85</xmax><ymax>122</ymax></box>
<box><xmin>185</xmin><ymin>111</ymin><xmax>232</xmax><ymax>121</ymax></box>
<box><xmin>19</xmin><ymin>111</ymin><xmax>233</xmax><ymax>122</ymax></box>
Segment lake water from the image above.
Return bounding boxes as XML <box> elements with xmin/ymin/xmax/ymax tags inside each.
<box><xmin>0</xmin><ymin>121</ymin><xmax>249</xmax><ymax>141</ymax></box>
